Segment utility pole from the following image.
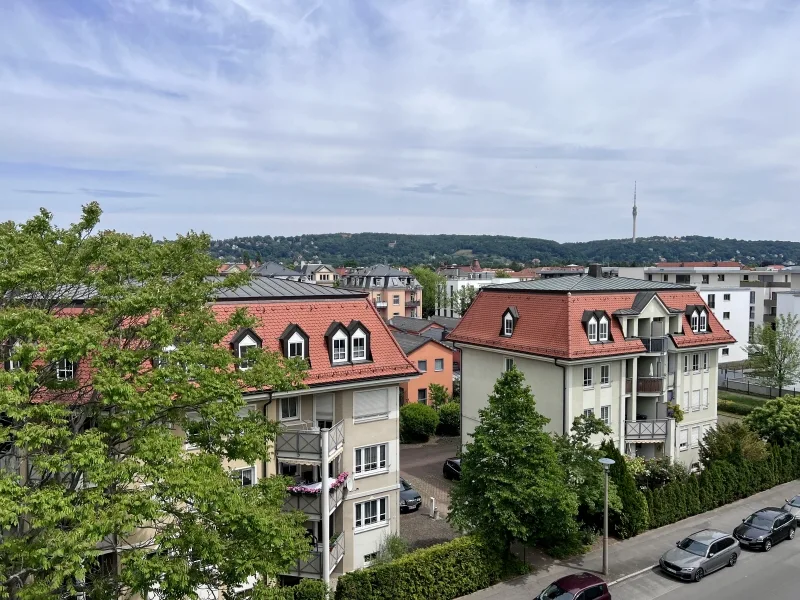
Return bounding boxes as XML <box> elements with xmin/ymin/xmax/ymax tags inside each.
<box><xmin>598</xmin><ymin>457</ymin><xmax>616</xmax><ymax>576</ymax></box>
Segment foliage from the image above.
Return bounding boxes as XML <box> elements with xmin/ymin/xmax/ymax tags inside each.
<box><xmin>718</xmin><ymin>400</ymin><xmax>754</xmax><ymax>416</ymax></box>
<box><xmin>625</xmin><ymin>456</ymin><xmax>689</xmax><ymax>490</ymax></box>
<box><xmin>448</xmin><ymin>369</ymin><xmax>579</xmax><ymax>554</ymax></box>
<box><xmin>745</xmin><ymin>314</ymin><xmax>800</xmax><ymax>395</ymax></box>
<box><xmin>369</xmin><ymin>533</ymin><xmax>409</xmax><ymax>566</ymax></box>
<box><xmin>745</xmin><ymin>395</ymin><xmax>800</xmax><ymax>447</ymax></box>
<box><xmin>699</xmin><ymin>421</ymin><xmax>768</xmax><ymax>467</ymax></box>
<box><xmin>666</xmin><ymin>402</ymin><xmax>684</xmax><ymax>423</ymax></box>
<box><xmin>453</xmin><ymin>286</ymin><xmax>479</xmax><ymax>316</ymax></box>
<box><xmin>429</xmin><ymin>383</ymin><xmax>451</xmax><ymax>409</ymax></box>
<box><xmin>599</xmin><ymin>441</ymin><xmax>649</xmax><ymax>538</ymax></box>
<box><xmin>252</xmin><ymin>580</ymin><xmax>328</xmax><ymax>600</ymax></box>
<box><xmin>452</xmin><ymin>378</ymin><xmax>461</xmax><ymax>401</ymax></box>
<box><xmin>494</xmin><ymin>270</ymin><xmax>511</xmax><ymax>278</ymax></box>
<box><xmin>333</xmin><ymin>536</ymin><xmax>526</xmax><ymax>600</ymax></box>
<box><xmin>400</xmin><ymin>403</ymin><xmax>439</xmax><ymax>442</ymax></box>
<box><xmin>410</xmin><ymin>266</ymin><xmax>445</xmax><ymax>318</ymax></box>
<box><xmin>437</xmin><ymin>402</ymin><xmax>461</xmax><ymax>436</ymax></box>
<box><xmin>0</xmin><ymin>205</ymin><xmax>310</xmax><ymax>600</ymax></box>
<box><xmin>552</xmin><ymin>415</ymin><xmax>621</xmax><ymax>532</ymax></box>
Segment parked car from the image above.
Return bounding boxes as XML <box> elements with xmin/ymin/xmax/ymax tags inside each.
<box><xmin>733</xmin><ymin>507</ymin><xmax>796</xmax><ymax>551</ymax></box>
<box><xmin>536</xmin><ymin>572</ymin><xmax>610</xmax><ymax>600</ymax></box>
<box><xmin>443</xmin><ymin>457</ymin><xmax>461</xmax><ymax>480</ymax></box>
<box><xmin>782</xmin><ymin>495</ymin><xmax>800</xmax><ymax>518</ymax></box>
<box><xmin>399</xmin><ymin>478</ymin><xmax>422</xmax><ymax>513</ymax></box>
<box><xmin>659</xmin><ymin>529</ymin><xmax>740</xmax><ymax>582</ymax></box>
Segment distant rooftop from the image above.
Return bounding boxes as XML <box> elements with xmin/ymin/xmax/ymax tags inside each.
<box><xmin>214</xmin><ymin>277</ymin><xmax>365</xmax><ymax>301</ymax></box>
<box><xmin>486</xmin><ymin>275</ymin><xmax>692</xmax><ymax>293</ymax></box>
<box><xmin>392</xmin><ymin>331</ymin><xmax>438</xmax><ymax>355</ymax></box>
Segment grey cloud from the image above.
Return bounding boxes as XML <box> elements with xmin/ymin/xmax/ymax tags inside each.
<box><xmin>14</xmin><ymin>189</ymin><xmax>72</xmax><ymax>195</ymax></box>
<box><xmin>401</xmin><ymin>183</ymin><xmax>466</xmax><ymax>196</ymax></box>
<box><xmin>80</xmin><ymin>188</ymin><xmax>158</xmax><ymax>199</ymax></box>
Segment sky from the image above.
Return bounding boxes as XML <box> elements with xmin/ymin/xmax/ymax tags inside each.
<box><xmin>1</xmin><ymin>0</ymin><xmax>799</xmax><ymax>242</ymax></box>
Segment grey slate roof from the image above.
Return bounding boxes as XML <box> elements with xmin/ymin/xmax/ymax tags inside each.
<box><xmin>392</xmin><ymin>331</ymin><xmax>435</xmax><ymax>355</ymax></box>
<box><xmin>486</xmin><ymin>275</ymin><xmax>693</xmax><ymax>293</ymax></box>
<box><xmin>214</xmin><ymin>277</ymin><xmax>365</xmax><ymax>300</ymax></box>
<box><xmin>351</xmin><ymin>264</ymin><xmax>410</xmax><ymax>277</ymax></box>
<box><xmin>300</xmin><ymin>263</ymin><xmax>334</xmax><ymax>275</ymax></box>
<box><xmin>389</xmin><ymin>316</ymin><xmax>433</xmax><ymax>333</ymax></box>
<box><xmin>428</xmin><ymin>315</ymin><xmax>461</xmax><ymax>330</ymax></box>
<box><xmin>251</xmin><ymin>262</ymin><xmax>302</xmax><ymax>277</ymax></box>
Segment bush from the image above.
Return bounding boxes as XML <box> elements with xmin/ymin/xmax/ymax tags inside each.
<box><xmin>334</xmin><ymin>536</ymin><xmax>525</xmax><ymax>600</ymax></box>
<box><xmin>429</xmin><ymin>383</ymin><xmax>451</xmax><ymax>409</ymax></box>
<box><xmin>370</xmin><ymin>533</ymin><xmax>409</xmax><ymax>566</ymax></box>
<box><xmin>718</xmin><ymin>400</ymin><xmax>753</xmax><ymax>416</ymax></box>
<box><xmin>252</xmin><ymin>579</ymin><xmax>328</xmax><ymax>600</ymax></box>
<box><xmin>600</xmin><ymin>441</ymin><xmax>649</xmax><ymax>538</ymax></box>
<box><xmin>437</xmin><ymin>402</ymin><xmax>460</xmax><ymax>436</ymax></box>
<box><xmin>400</xmin><ymin>403</ymin><xmax>439</xmax><ymax>442</ymax></box>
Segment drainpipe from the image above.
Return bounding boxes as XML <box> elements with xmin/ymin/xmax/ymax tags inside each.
<box><xmin>555</xmin><ymin>359</ymin><xmax>568</xmax><ymax>435</ymax></box>
<box><xmin>321</xmin><ymin>428</ymin><xmax>331</xmax><ymax>586</ymax></box>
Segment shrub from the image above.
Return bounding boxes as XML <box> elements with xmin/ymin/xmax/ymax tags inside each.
<box><xmin>370</xmin><ymin>533</ymin><xmax>409</xmax><ymax>566</ymax></box>
<box><xmin>437</xmin><ymin>402</ymin><xmax>460</xmax><ymax>436</ymax></box>
<box><xmin>334</xmin><ymin>536</ymin><xmax>524</xmax><ymax>600</ymax></box>
<box><xmin>400</xmin><ymin>402</ymin><xmax>439</xmax><ymax>442</ymax></box>
<box><xmin>718</xmin><ymin>400</ymin><xmax>753</xmax><ymax>416</ymax></box>
<box><xmin>600</xmin><ymin>441</ymin><xmax>649</xmax><ymax>538</ymax></box>
<box><xmin>252</xmin><ymin>579</ymin><xmax>328</xmax><ymax>600</ymax></box>
<box><xmin>429</xmin><ymin>383</ymin><xmax>451</xmax><ymax>409</ymax></box>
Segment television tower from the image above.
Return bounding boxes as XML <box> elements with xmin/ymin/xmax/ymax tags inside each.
<box><xmin>632</xmin><ymin>181</ymin><xmax>638</xmax><ymax>243</ymax></box>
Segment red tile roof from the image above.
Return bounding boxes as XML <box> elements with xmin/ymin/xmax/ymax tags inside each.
<box><xmin>212</xmin><ymin>299</ymin><xmax>417</xmax><ymax>387</ymax></box>
<box><xmin>447</xmin><ymin>289</ymin><xmax>735</xmax><ymax>360</ymax></box>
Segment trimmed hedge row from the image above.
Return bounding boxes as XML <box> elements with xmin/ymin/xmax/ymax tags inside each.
<box><xmin>717</xmin><ymin>400</ymin><xmax>754</xmax><ymax>416</ymax></box>
<box><xmin>334</xmin><ymin>536</ymin><xmax>516</xmax><ymax>600</ymax></box>
<box><xmin>254</xmin><ymin>579</ymin><xmax>328</xmax><ymax>599</ymax></box>
<box><xmin>644</xmin><ymin>445</ymin><xmax>800</xmax><ymax>530</ymax></box>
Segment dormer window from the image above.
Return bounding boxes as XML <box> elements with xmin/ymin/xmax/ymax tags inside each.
<box><xmin>2</xmin><ymin>341</ymin><xmax>21</xmax><ymax>371</ymax></box>
<box><xmin>332</xmin><ymin>330</ymin><xmax>348</xmax><ymax>363</ymax></box>
<box><xmin>691</xmin><ymin>313</ymin><xmax>699</xmax><ymax>333</ymax></box>
<box><xmin>500</xmin><ymin>307</ymin><xmax>519</xmax><ymax>337</ymax></box>
<box><xmin>582</xmin><ymin>310</ymin><xmax>612</xmax><ymax>343</ymax></box>
<box><xmin>230</xmin><ymin>328</ymin><xmax>262</xmax><ymax>371</ymax></box>
<box><xmin>56</xmin><ymin>359</ymin><xmax>75</xmax><ymax>381</ymax></box>
<box><xmin>325</xmin><ymin>321</ymin><xmax>350</xmax><ymax>365</ymax></box>
<box><xmin>280</xmin><ymin>324</ymin><xmax>310</xmax><ymax>363</ymax></box>
<box><xmin>347</xmin><ymin>320</ymin><xmax>371</xmax><ymax>362</ymax></box>
<box><xmin>588</xmin><ymin>318</ymin><xmax>598</xmax><ymax>342</ymax></box>
<box><xmin>154</xmin><ymin>344</ymin><xmax>177</xmax><ymax>369</ymax></box>
<box><xmin>598</xmin><ymin>317</ymin><xmax>609</xmax><ymax>342</ymax></box>
<box><xmin>288</xmin><ymin>333</ymin><xmax>304</xmax><ymax>359</ymax></box>
<box><xmin>698</xmin><ymin>310</ymin><xmax>707</xmax><ymax>333</ymax></box>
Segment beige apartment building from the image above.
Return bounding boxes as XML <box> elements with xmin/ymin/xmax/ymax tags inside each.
<box><xmin>299</xmin><ymin>262</ymin><xmax>340</xmax><ymax>286</ymax></box>
<box><xmin>341</xmin><ymin>265</ymin><xmax>422</xmax><ymax>320</ymax></box>
<box><xmin>448</xmin><ymin>267</ymin><xmax>735</xmax><ymax>470</ymax></box>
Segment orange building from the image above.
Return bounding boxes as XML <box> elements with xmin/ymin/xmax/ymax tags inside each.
<box><xmin>392</xmin><ymin>332</ymin><xmax>453</xmax><ymax>404</ymax></box>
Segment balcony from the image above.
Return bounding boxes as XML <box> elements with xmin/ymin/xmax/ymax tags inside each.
<box><xmin>625</xmin><ymin>377</ymin><xmax>664</xmax><ymax>395</ymax></box>
<box><xmin>283</xmin><ymin>533</ymin><xmax>345</xmax><ymax>579</ymax></box>
<box><xmin>373</xmin><ymin>300</ymin><xmax>388</xmax><ymax>308</ymax></box>
<box><xmin>283</xmin><ymin>475</ymin><xmax>347</xmax><ymax>519</ymax></box>
<box><xmin>276</xmin><ymin>420</ymin><xmax>345</xmax><ymax>464</ymax></box>
<box><xmin>638</xmin><ymin>337</ymin><xmax>667</xmax><ymax>353</ymax></box>
<box><xmin>625</xmin><ymin>419</ymin><xmax>668</xmax><ymax>441</ymax></box>
<box><xmin>405</xmin><ymin>300</ymin><xmax>420</xmax><ymax>308</ymax></box>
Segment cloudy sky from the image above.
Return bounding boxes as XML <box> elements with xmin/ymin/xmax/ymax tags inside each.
<box><xmin>1</xmin><ymin>0</ymin><xmax>798</xmax><ymax>242</ymax></box>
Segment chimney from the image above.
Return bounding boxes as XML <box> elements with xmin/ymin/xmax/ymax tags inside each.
<box><xmin>471</xmin><ymin>258</ymin><xmax>481</xmax><ymax>272</ymax></box>
<box><xmin>588</xmin><ymin>264</ymin><xmax>603</xmax><ymax>278</ymax></box>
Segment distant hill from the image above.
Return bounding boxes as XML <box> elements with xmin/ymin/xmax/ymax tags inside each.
<box><xmin>209</xmin><ymin>233</ymin><xmax>800</xmax><ymax>268</ymax></box>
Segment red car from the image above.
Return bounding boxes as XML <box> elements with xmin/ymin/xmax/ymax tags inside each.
<box><xmin>536</xmin><ymin>572</ymin><xmax>611</xmax><ymax>600</ymax></box>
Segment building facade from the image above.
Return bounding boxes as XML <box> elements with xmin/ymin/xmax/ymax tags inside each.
<box><xmin>300</xmin><ymin>262</ymin><xmax>340</xmax><ymax>286</ymax></box>
<box><xmin>391</xmin><ymin>332</ymin><xmax>454</xmax><ymax>404</ymax></box>
<box><xmin>697</xmin><ymin>288</ymin><xmax>750</xmax><ymax>363</ymax></box>
<box><xmin>341</xmin><ymin>265</ymin><xmax>422</xmax><ymax>320</ymax></box>
<box><xmin>447</xmin><ymin>270</ymin><xmax>734</xmax><ymax>470</ymax></box>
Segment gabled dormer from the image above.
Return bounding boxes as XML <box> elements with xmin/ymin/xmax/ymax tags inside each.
<box><xmin>500</xmin><ymin>306</ymin><xmax>519</xmax><ymax>337</ymax></box>
<box><xmin>230</xmin><ymin>328</ymin><xmax>262</xmax><ymax>370</ymax></box>
<box><xmin>325</xmin><ymin>321</ymin><xmax>350</xmax><ymax>365</ymax></box>
<box><xmin>347</xmin><ymin>320</ymin><xmax>371</xmax><ymax>362</ymax></box>
<box><xmin>279</xmin><ymin>324</ymin><xmax>310</xmax><ymax>363</ymax></box>
<box><xmin>582</xmin><ymin>310</ymin><xmax>612</xmax><ymax>343</ymax></box>
<box><xmin>685</xmin><ymin>305</ymin><xmax>709</xmax><ymax>334</ymax></box>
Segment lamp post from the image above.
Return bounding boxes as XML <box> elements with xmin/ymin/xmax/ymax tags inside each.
<box><xmin>598</xmin><ymin>457</ymin><xmax>616</xmax><ymax>576</ymax></box>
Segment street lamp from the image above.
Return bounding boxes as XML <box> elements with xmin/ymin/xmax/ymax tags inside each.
<box><xmin>598</xmin><ymin>457</ymin><xmax>616</xmax><ymax>577</ymax></box>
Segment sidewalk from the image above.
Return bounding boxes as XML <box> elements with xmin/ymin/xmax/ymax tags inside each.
<box><xmin>463</xmin><ymin>479</ymin><xmax>800</xmax><ymax>599</ymax></box>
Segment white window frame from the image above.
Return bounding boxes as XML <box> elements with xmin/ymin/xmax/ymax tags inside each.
<box><xmin>354</xmin><ymin>443</ymin><xmax>388</xmax><ymax>478</ymax></box>
<box><xmin>237</xmin><ymin>336</ymin><xmax>258</xmax><ymax>370</ymax></box>
<box><xmin>232</xmin><ymin>466</ymin><xmax>255</xmax><ymax>487</ymax></box>
<box><xmin>583</xmin><ymin>408</ymin><xmax>595</xmax><ymax>419</ymax></box>
<box><xmin>723</xmin><ymin>312</ymin><xmax>730</xmax><ymax>320</ymax></box>
<box><xmin>703</xmin><ymin>388</ymin><xmax>709</xmax><ymax>409</ymax></box>
<box><xmin>698</xmin><ymin>311</ymin><xmax>707</xmax><ymax>332</ymax></box>
<box><xmin>722</xmin><ymin>348</ymin><xmax>730</xmax><ymax>356</ymax></box>
<box><xmin>703</xmin><ymin>352</ymin><xmax>709</xmax><ymax>371</ymax></box>
<box><xmin>691</xmin><ymin>312</ymin><xmax>699</xmax><ymax>333</ymax></box>
<box><xmin>393</xmin><ymin>295</ymin><xmax>400</xmax><ymax>305</ymax></box>
<box><xmin>600</xmin><ymin>364</ymin><xmax>610</xmax><ymax>386</ymax></box>
<box><xmin>598</xmin><ymin>317</ymin><xmax>609</xmax><ymax>342</ymax></box>
<box><xmin>354</xmin><ymin>496</ymin><xmax>388</xmax><ymax>531</ymax></box>
<box><xmin>352</xmin><ymin>330</ymin><xmax>367</xmax><ymax>361</ymax></box>
<box><xmin>332</xmin><ymin>330</ymin><xmax>348</xmax><ymax>363</ymax></box>
<box><xmin>280</xmin><ymin>396</ymin><xmax>299</xmax><ymax>421</ymax></box>
<box><xmin>723</xmin><ymin>293</ymin><xmax>731</xmax><ymax>301</ymax></box>
<box><xmin>587</xmin><ymin>318</ymin><xmax>598</xmax><ymax>342</ymax></box>
<box><xmin>5</xmin><ymin>341</ymin><xmax>21</xmax><ymax>371</ymax></box>
<box><xmin>600</xmin><ymin>405</ymin><xmax>610</xmax><ymax>425</ymax></box>
<box><xmin>583</xmin><ymin>367</ymin><xmax>593</xmax><ymax>388</ymax></box>
<box><xmin>692</xmin><ymin>390</ymin><xmax>701</xmax><ymax>412</ymax></box>
<box><xmin>691</xmin><ymin>426</ymin><xmax>700</xmax><ymax>448</ymax></box>
<box><xmin>503</xmin><ymin>357</ymin><xmax>514</xmax><ymax>372</ymax></box>
<box><xmin>684</xmin><ymin>355</ymin><xmax>689</xmax><ymax>374</ymax></box>
<box><xmin>682</xmin><ymin>391</ymin><xmax>690</xmax><ymax>412</ymax></box>
<box><xmin>287</xmin><ymin>332</ymin><xmax>304</xmax><ymax>359</ymax></box>
<box><xmin>679</xmin><ymin>428</ymin><xmax>689</xmax><ymax>451</ymax></box>
<box><xmin>692</xmin><ymin>353</ymin><xmax>699</xmax><ymax>372</ymax></box>
<box><xmin>503</xmin><ymin>314</ymin><xmax>514</xmax><ymax>336</ymax></box>
<box><xmin>56</xmin><ymin>359</ymin><xmax>75</xmax><ymax>381</ymax></box>
<box><xmin>434</xmin><ymin>358</ymin><xmax>444</xmax><ymax>372</ymax></box>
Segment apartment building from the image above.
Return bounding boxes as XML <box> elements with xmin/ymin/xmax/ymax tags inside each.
<box><xmin>435</xmin><ymin>271</ymin><xmax>520</xmax><ymax>318</ymax></box>
<box><xmin>447</xmin><ymin>267</ymin><xmax>735</xmax><ymax>469</ymax></box>
<box><xmin>213</xmin><ymin>278</ymin><xmax>418</xmax><ymax>586</ymax></box>
<box><xmin>697</xmin><ymin>288</ymin><xmax>750</xmax><ymax>363</ymax></box>
<box><xmin>300</xmin><ymin>262</ymin><xmax>340</xmax><ymax>286</ymax></box>
<box><xmin>341</xmin><ymin>265</ymin><xmax>422</xmax><ymax>320</ymax></box>
<box><xmin>391</xmin><ymin>332</ymin><xmax>453</xmax><ymax>404</ymax></box>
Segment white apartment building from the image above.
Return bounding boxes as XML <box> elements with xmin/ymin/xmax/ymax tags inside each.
<box><xmin>447</xmin><ymin>267</ymin><xmax>735</xmax><ymax>470</ymax></box>
<box><xmin>697</xmin><ymin>288</ymin><xmax>750</xmax><ymax>363</ymax></box>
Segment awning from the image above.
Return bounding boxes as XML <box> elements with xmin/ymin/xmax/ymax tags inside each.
<box><xmin>626</xmin><ymin>439</ymin><xmax>665</xmax><ymax>445</ymax></box>
<box><xmin>277</xmin><ymin>457</ymin><xmax>321</xmax><ymax>466</ymax></box>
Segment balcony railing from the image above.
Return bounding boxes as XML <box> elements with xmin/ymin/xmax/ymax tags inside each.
<box><xmin>406</xmin><ymin>300</ymin><xmax>420</xmax><ymax>308</ymax></box>
<box><xmin>276</xmin><ymin>420</ymin><xmax>345</xmax><ymax>463</ymax></box>
<box><xmin>282</xmin><ymin>483</ymin><xmax>346</xmax><ymax>519</ymax></box>
<box><xmin>639</xmin><ymin>337</ymin><xmax>667</xmax><ymax>353</ymax></box>
<box><xmin>283</xmin><ymin>534</ymin><xmax>345</xmax><ymax>579</ymax></box>
<box><xmin>373</xmin><ymin>300</ymin><xmax>388</xmax><ymax>308</ymax></box>
<box><xmin>625</xmin><ymin>419</ymin><xmax>668</xmax><ymax>440</ymax></box>
<box><xmin>625</xmin><ymin>377</ymin><xmax>665</xmax><ymax>394</ymax></box>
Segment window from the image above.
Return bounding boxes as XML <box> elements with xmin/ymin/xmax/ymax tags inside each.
<box><xmin>332</xmin><ymin>332</ymin><xmax>347</xmax><ymax>363</ymax></box>
<box><xmin>232</xmin><ymin>467</ymin><xmax>254</xmax><ymax>487</ymax></box>
<box><xmin>692</xmin><ymin>390</ymin><xmax>700</xmax><ymax>411</ymax></box>
<box><xmin>600</xmin><ymin>405</ymin><xmax>610</xmax><ymax>425</ymax></box>
<box><xmin>691</xmin><ymin>426</ymin><xmax>700</xmax><ymax>448</ymax></box>
<box><xmin>587</xmin><ymin>319</ymin><xmax>598</xmax><ymax>342</ymax></box>
<box><xmin>504</xmin><ymin>357</ymin><xmax>515</xmax><ymax>372</ymax></box>
<box><xmin>583</xmin><ymin>408</ymin><xmax>595</xmax><ymax>419</ymax></box>
<box><xmin>722</xmin><ymin>348</ymin><xmax>730</xmax><ymax>356</ymax></box>
<box><xmin>718</xmin><ymin>274</ymin><xmax>725</xmax><ymax>281</ymax></box>
<box><xmin>749</xmin><ymin>306</ymin><xmax>756</xmax><ymax>319</ymax></box>
<box><xmin>56</xmin><ymin>359</ymin><xmax>75</xmax><ymax>381</ymax></box>
<box><xmin>679</xmin><ymin>428</ymin><xmax>688</xmax><ymax>451</ymax></box>
<box><xmin>647</xmin><ymin>274</ymin><xmax>653</xmax><ymax>281</ymax></box>
<box><xmin>663</xmin><ymin>274</ymin><xmax>669</xmax><ymax>282</ymax></box>
<box><xmin>698</xmin><ymin>311</ymin><xmax>707</xmax><ymax>332</ymax></box>
<box><xmin>280</xmin><ymin>397</ymin><xmax>298</xmax><ymax>421</ymax></box>
<box><xmin>692</xmin><ymin>353</ymin><xmax>699</xmax><ymax>372</ymax></box>
<box><xmin>703</xmin><ymin>352</ymin><xmax>709</xmax><ymax>371</ymax></box>
<box><xmin>352</xmin><ymin>334</ymin><xmax>366</xmax><ymax>361</ymax></box>
<box><xmin>289</xmin><ymin>340</ymin><xmax>303</xmax><ymax>358</ymax></box>
<box><xmin>435</xmin><ymin>358</ymin><xmax>444</xmax><ymax>372</ymax></box>
<box><xmin>723</xmin><ymin>293</ymin><xmax>731</xmax><ymax>301</ymax></box>
<box><xmin>238</xmin><ymin>340</ymin><xmax>257</xmax><ymax>370</ymax></box>
<box><xmin>684</xmin><ymin>355</ymin><xmax>689</xmax><ymax>374</ymax></box>
<box><xmin>600</xmin><ymin>365</ymin><xmax>610</xmax><ymax>386</ymax></box>
<box><xmin>691</xmin><ymin>313</ymin><xmax>699</xmax><ymax>332</ymax></box>
<box><xmin>707</xmin><ymin>294</ymin><xmax>715</xmax><ymax>309</ymax></box>
<box><xmin>418</xmin><ymin>360</ymin><xmax>427</xmax><ymax>372</ymax></box>
<box><xmin>722</xmin><ymin>312</ymin><xmax>730</xmax><ymax>320</ymax></box>
<box><xmin>503</xmin><ymin>314</ymin><xmax>514</xmax><ymax>336</ymax></box>
<box><xmin>682</xmin><ymin>391</ymin><xmax>690</xmax><ymax>412</ymax></box>
<box><xmin>354</xmin><ymin>389</ymin><xmax>389</xmax><ymax>421</ymax></box>
<box><xmin>750</xmin><ymin>291</ymin><xmax>756</xmax><ymax>304</ymax></box>
<box><xmin>280</xmin><ymin>462</ymin><xmax>298</xmax><ymax>477</ymax></box>
<box><xmin>417</xmin><ymin>388</ymin><xmax>427</xmax><ymax>404</ymax></box>
<box><xmin>355</xmin><ymin>497</ymin><xmax>388</xmax><ymax>529</ymax></box>
<box><xmin>393</xmin><ymin>295</ymin><xmax>400</xmax><ymax>305</ymax></box>
<box><xmin>676</xmin><ymin>274</ymin><xmax>690</xmax><ymax>284</ymax></box>
<box><xmin>702</xmin><ymin>274</ymin><xmax>710</xmax><ymax>284</ymax></box>
<box><xmin>598</xmin><ymin>318</ymin><xmax>609</xmax><ymax>342</ymax></box>
<box><xmin>363</xmin><ymin>552</ymin><xmax>379</xmax><ymax>566</ymax></box>
<box><xmin>583</xmin><ymin>367</ymin><xmax>593</xmax><ymax>388</ymax></box>
<box><xmin>583</xmin><ymin>585</ymin><xmax>606</xmax><ymax>600</ymax></box>
<box><xmin>703</xmin><ymin>388</ymin><xmax>709</xmax><ymax>409</ymax></box>
<box><xmin>355</xmin><ymin>444</ymin><xmax>387</xmax><ymax>476</ymax></box>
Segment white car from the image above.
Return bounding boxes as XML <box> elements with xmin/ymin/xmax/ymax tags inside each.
<box><xmin>781</xmin><ymin>495</ymin><xmax>800</xmax><ymax>519</ymax></box>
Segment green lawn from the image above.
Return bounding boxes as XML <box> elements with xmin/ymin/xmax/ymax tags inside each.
<box><xmin>718</xmin><ymin>390</ymin><xmax>770</xmax><ymax>408</ymax></box>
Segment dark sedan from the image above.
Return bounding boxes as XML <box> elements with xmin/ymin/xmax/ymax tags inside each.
<box><xmin>537</xmin><ymin>572</ymin><xmax>611</xmax><ymax>600</ymax></box>
<box><xmin>399</xmin><ymin>478</ymin><xmax>422</xmax><ymax>513</ymax></box>
<box><xmin>443</xmin><ymin>457</ymin><xmax>461</xmax><ymax>480</ymax></box>
<box><xmin>733</xmin><ymin>507</ymin><xmax>796</xmax><ymax>551</ymax></box>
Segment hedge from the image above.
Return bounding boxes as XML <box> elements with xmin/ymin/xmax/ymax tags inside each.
<box><xmin>400</xmin><ymin>403</ymin><xmax>439</xmax><ymax>442</ymax></box>
<box><xmin>334</xmin><ymin>536</ymin><xmax>519</xmax><ymax>600</ymax></box>
<box><xmin>717</xmin><ymin>400</ymin><xmax>753</xmax><ymax>416</ymax></box>
<box><xmin>645</xmin><ymin>445</ymin><xmax>800</xmax><ymax>530</ymax></box>
<box><xmin>600</xmin><ymin>441</ymin><xmax>649</xmax><ymax>538</ymax></box>
<box><xmin>437</xmin><ymin>402</ymin><xmax>460</xmax><ymax>436</ymax></box>
<box><xmin>253</xmin><ymin>579</ymin><xmax>328</xmax><ymax>599</ymax></box>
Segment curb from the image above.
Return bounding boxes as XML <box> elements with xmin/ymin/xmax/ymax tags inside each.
<box><xmin>607</xmin><ymin>564</ymin><xmax>658</xmax><ymax>586</ymax></box>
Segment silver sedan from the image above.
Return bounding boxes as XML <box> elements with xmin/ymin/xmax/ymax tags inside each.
<box><xmin>781</xmin><ymin>495</ymin><xmax>800</xmax><ymax>519</ymax></box>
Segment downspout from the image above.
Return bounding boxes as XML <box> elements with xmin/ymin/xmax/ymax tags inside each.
<box><xmin>265</xmin><ymin>390</ymin><xmax>274</xmax><ymax>480</ymax></box>
<box><xmin>555</xmin><ymin>359</ymin><xmax>568</xmax><ymax>435</ymax></box>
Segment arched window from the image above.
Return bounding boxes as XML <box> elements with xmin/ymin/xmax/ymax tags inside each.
<box><xmin>352</xmin><ymin>329</ymin><xmax>367</xmax><ymax>361</ymax></box>
<box><xmin>698</xmin><ymin>311</ymin><xmax>707</xmax><ymax>332</ymax></box>
<box><xmin>691</xmin><ymin>312</ymin><xmax>699</xmax><ymax>333</ymax></box>
<box><xmin>332</xmin><ymin>330</ymin><xmax>348</xmax><ymax>363</ymax></box>
<box><xmin>598</xmin><ymin>317</ymin><xmax>609</xmax><ymax>341</ymax></box>
<box><xmin>504</xmin><ymin>314</ymin><xmax>514</xmax><ymax>336</ymax></box>
<box><xmin>287</xmin><ymin>332</ymin><xmax>304</xmax><ymax>358</ymax></box>
<box><xmin>588</xmin><ymin>318</ymin><xmax>598</xmax><ymax>342</ymax></box>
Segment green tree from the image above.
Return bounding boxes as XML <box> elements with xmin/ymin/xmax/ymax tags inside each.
<box><xmin>699</xmin><ymin>421</ymin><xmax>767</xmax><ymax>467</ymax></box>
<box><xmin>0</xmin><ymin>205</ymin><xmax>310</xmax><ymax>600</ymax></box>
<box><xmin>745</xmin><ymin>314</ymin><xmax>800</xmax><ymax>396</ymax></box>
<box><xmin>454</xmin><ymin>287</ymin><xmax>478</xmax><ymax>316</ymax></box>
<box><xmin>745</xmin><ymin>395</ymin><xmax>800</xmax><ymax>447</ymax></box>
<box><xmin>399</xmin><ymin>403</ymin><xmax>439</xmax><ymax>442</ymax></box>
<box><xmin>448</xmin><ymin>369</ymin><xmax>579</xmax><ymax>555</ymax></box>
<box><xmin>409</xmin><ymin>266</ymin><xmax>444</xmax><ymax>318</ymax></box>
<box><xmin>494</xmin><ymin>270</ymin><xmax>511</xmax><ymax>278</ymax></box>
<box><xmin>599</xmin><ymin>441</ymin><xmax>649</xmax><ymax>538</ymax></box>
<box><xmin>428</xmin><ymin>383</ymin><xmax>450</xmax><ymax>409</ymax></box>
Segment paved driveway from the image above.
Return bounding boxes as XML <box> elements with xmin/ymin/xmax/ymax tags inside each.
<box><xmin>400</xmin><ymin>436</ymin><xmax>458</xmax><ymax>515</ymax></box>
